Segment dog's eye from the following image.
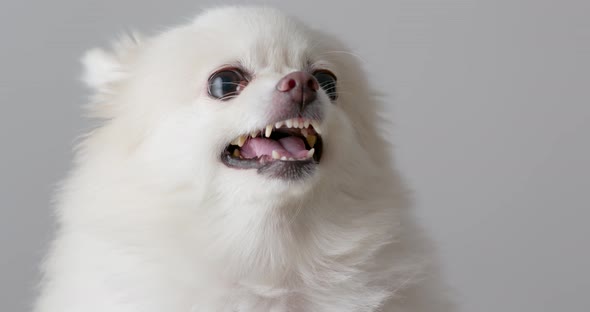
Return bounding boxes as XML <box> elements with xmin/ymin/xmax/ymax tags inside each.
<box><xmin>313</xmin><ymin>70</ymin><xmax>338</xmax><ymax>101</ymax></box>
<box><xmin>208</xmin><ymin>69</ymin><xmax>248</xmax><ymax>100</ymax></box>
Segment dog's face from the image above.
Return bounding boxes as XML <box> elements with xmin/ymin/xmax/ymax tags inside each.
<box><xmin>193</xmin><ymin>9</ymin><xmax>334</xmax><ymax>183</ymax></box>
<box><xmin>84</xmin><ymin>7</ymin><xmax>381</xmax><ymax>204</ymax></box>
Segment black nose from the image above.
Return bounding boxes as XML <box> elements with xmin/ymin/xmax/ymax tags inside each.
<box><xmin>276</xmin><ymin>71</ymin><xmax>319</xmax><ymax>110</ymax></box>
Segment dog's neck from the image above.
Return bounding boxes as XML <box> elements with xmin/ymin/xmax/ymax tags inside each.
<box><xmin>180</xmin><ymin>179</ymin><xmax>408</xmax><ymax>310</ymax></box>
<box><xmin>192</xmin><ymin>179</ymin><xmax>399</xmax><ymax>277</ymax></box>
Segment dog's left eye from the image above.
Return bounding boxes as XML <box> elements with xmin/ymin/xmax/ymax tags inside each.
<box><xmin>208</xmin><ymin>69</ymin><xmax>248</xmax><ymax>100</ymax></box>
<box><xmin>313</xmin><ymin>70</ymin><xmax>338</xmax><ymax>101</ymax></box>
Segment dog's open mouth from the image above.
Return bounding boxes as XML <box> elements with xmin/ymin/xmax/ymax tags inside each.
<box><xmin>221</xmin><ymin>117</ymin><xmax>323</xmax><ymax>178</ymax></box>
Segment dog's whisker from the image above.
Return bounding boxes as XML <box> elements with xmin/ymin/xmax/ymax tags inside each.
<box><xmin>317</xmin><ymin>50</ymin><xmax>367</xmax><ymax>64</ymax></box>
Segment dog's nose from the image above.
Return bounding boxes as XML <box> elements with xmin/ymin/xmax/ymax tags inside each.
<box><xmin>276</xmin><ymin>71</ymin><xmax>319</xmax><ymax>110</ymax></box>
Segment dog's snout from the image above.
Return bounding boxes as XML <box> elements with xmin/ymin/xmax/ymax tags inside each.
<box><xmin>276</xmin><ymin>71</ymin><xmax>318</xmax><ymax>110</ymax></box>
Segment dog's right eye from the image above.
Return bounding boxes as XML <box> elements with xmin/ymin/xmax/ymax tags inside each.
<box><xmin>208</xmin><ymin>69</ymin><xmax>248</xmax><ymax>100</ymax></box>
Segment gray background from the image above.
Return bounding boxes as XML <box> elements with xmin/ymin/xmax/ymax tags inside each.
<box><xmin>1</xmin><ymin>0</ymin><xmax>589</xmax><ymax>311</ymax></box>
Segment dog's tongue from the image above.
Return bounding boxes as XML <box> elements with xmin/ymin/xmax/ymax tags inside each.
<box><xmin>240</xmin><ymin>137</ymin><xmax>309</xmax><ymax>159</ymax></box>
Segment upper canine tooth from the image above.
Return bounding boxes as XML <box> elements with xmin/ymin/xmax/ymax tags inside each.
<box><xmin>285</xmin><ymin>119</ymin><xmax>293</xmax><ymax>128</ymax></box>
<box><xmin>231</xmin><ymin>136</ymin><xmax>246</xmax><ymax>146</ymax></box>
<box><xmin>311</xmin><ymin>121</ymin><xmax>322</xmax><ymax>134</ymax></box>
<box><xmin>237</xmin><ymin>135</ymin><xmax>247</xmax><ymax>147</ymax></box>
<box><xmin>306</xmin><ymin>134</ymin><xmax>317</xmax><ymax>148</ymax></box>
<box><xmin>307</xmin><ymin>148</ymin><xmax>315</xmax><ymax>158</ymax></box>
<box><xmin>265</xmin><ymin>125</ymin><xmax>273</xmax><ymax>138</ymax></box>
<box><xmin>275</xmin><ymin>121</ymin><xmax>284</xmax><ymax>128</ymax></box>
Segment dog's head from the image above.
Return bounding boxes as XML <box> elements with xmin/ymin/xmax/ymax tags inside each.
<box><xmin>82</xmin><ymin>7</ymin><xmax>387</xmax><ymax>205</ymax></box>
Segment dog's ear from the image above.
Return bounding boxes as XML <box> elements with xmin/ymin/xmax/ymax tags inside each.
<box><xmin>81</xmin><ymin>32</ymin><xmax>142</xmax><ymax>92</ymax></box>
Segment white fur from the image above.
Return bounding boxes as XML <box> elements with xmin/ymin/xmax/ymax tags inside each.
<box><xmin>35</xmin><ymin>7</ymin><xmax>453</xmax><ymax>312</ymax></box>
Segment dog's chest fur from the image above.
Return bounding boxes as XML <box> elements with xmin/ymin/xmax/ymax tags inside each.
<box><xmin>78</xmin><ymin>191</ymin><xmax>407</xmax><ymax>312</ymax></box>
<box><xmin>156</xmin><ymin>197</ymin><xmax>406</xmax><ymax>311</ymax></box>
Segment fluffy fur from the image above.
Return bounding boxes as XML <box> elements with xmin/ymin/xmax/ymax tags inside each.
<box><xmin>35</xmin><ymin>7</ymin><xmax>452</xmax><ymax>312</ymax></box>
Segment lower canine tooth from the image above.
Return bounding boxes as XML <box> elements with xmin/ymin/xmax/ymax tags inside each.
<box><xmin>250</xmin><ymin>130</ymin><xmax>259</xmax><ymax>138</ymax></box>
<box><xmin>307</xmin><ymin>148</ymin><xmax>315</xmax><ymax>158</ymax></box>
<box><xmin>272</xmin><ymin>150</ymin><xmax>281</xmax><ymax>159</ymax></box>
<box><xmin>265</xmin><ymin>125</ymin><xmax>273</xmax><ymax>138</ymax></box>
<box><xmin>232</xmin><ymin>149</ymin><xmax>240</xmax><ymax>158</ymax></box>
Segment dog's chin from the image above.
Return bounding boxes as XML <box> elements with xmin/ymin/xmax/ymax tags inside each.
<box><xmin>219</xmin><ymin>164</ymin><xmax>321</xmax><ymax>201</ymax></box>
<box><xmin>221</xmin><ymin>147</ymin><xmax>323</xmax><ymax>181</ymax></box>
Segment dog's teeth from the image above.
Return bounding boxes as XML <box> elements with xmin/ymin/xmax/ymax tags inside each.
<box><xmin>288</xmin><ymin>157</ymin><xmax>295</xmax><ymax>161</ymax></box>
<box><xmin>232</xmin><ymin>149</ymin><xmax>241</xmax><ymax>158</ymax></box>
<box><xmin>237</xmin><ymin>135</ymin><xmax>247</xmax><ymax>147</ymax></box>
<box><xmin>265</xmin><ymin>125</ymin><xmax>273</xmax><ymax>138</ymax></box>
<box><xmin>293</xmin><ymin>119</ymin><xmax>300</xmax><ymax>128</ymax></box>
<box><xmin>285</xmin><ymin>119</ymin><xmax>293</xmax><ymax>128</ymax></box>
<box><xmin>230</xmin><ymin>136</ymin><xmax>246</xmax><ymax>146</ymax></box>
<box><xmin>275</xmin><ymin>121</ymin><xmax>284</xmax><ymax>129</ymax></box>
<box><xmin>281</xmin><ymin>156</ymin><xmax>287</xmax><ymax>161</ymax></box>
<box><xmin>301</xmin><ymin>128</ymin><xmax>309</xmax><ymax>138</ymax></box>
<box><xmin>307</xmin><ymin>148</ymin><xmax>315</xmax><ymax>158</ymax></box>
<box><xmin>250</xmin><ymin>130</ymin><xmax>259</xmax><ymax>138</ymax></box>
<box><xmin>272</xmin><ymin>150</ymin><xmax>281</xmax><ymax>159</ymax></box>
<box><xmin>303</xmin><ymin>120</ymin><xmax>310</xmax><ymax>128</ymax></box>
<box><xmin>306</xmin><ymin>134</ymin><xmax>317</xmax><ymax>148</ymax></box>
<box><xmin>311</xmin><ymin>121</ymin><xmax>322</xmax><ymax>134</ymax></box>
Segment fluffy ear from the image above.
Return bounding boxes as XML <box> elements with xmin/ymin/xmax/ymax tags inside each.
<box><xmin>81</xmin><ymin>32</ymin><xmax>142</xmax><ymax>91</ymax></box>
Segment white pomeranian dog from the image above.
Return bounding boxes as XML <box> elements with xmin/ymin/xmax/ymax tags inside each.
<box><xmin>34</xmin><ymin>6</ymin><xmax>453</xmax><ymax>312</ymax></box>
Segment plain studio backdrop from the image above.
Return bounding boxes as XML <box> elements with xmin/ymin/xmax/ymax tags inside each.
<box><xmin>1</xmin><ymin>0</ymin><xmax>588</xmax><ymax>311</ymax></box>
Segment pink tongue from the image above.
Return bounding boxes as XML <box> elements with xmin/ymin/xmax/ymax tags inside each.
<box><xmin>279</xmin><ymin>136</ymin><xmax>310</xmax><ymax>158</ymax></box>
<box><xmin>240</xmin><ymin>137</ymin><xmax>309</xmax><ymax>159</ymax></box>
